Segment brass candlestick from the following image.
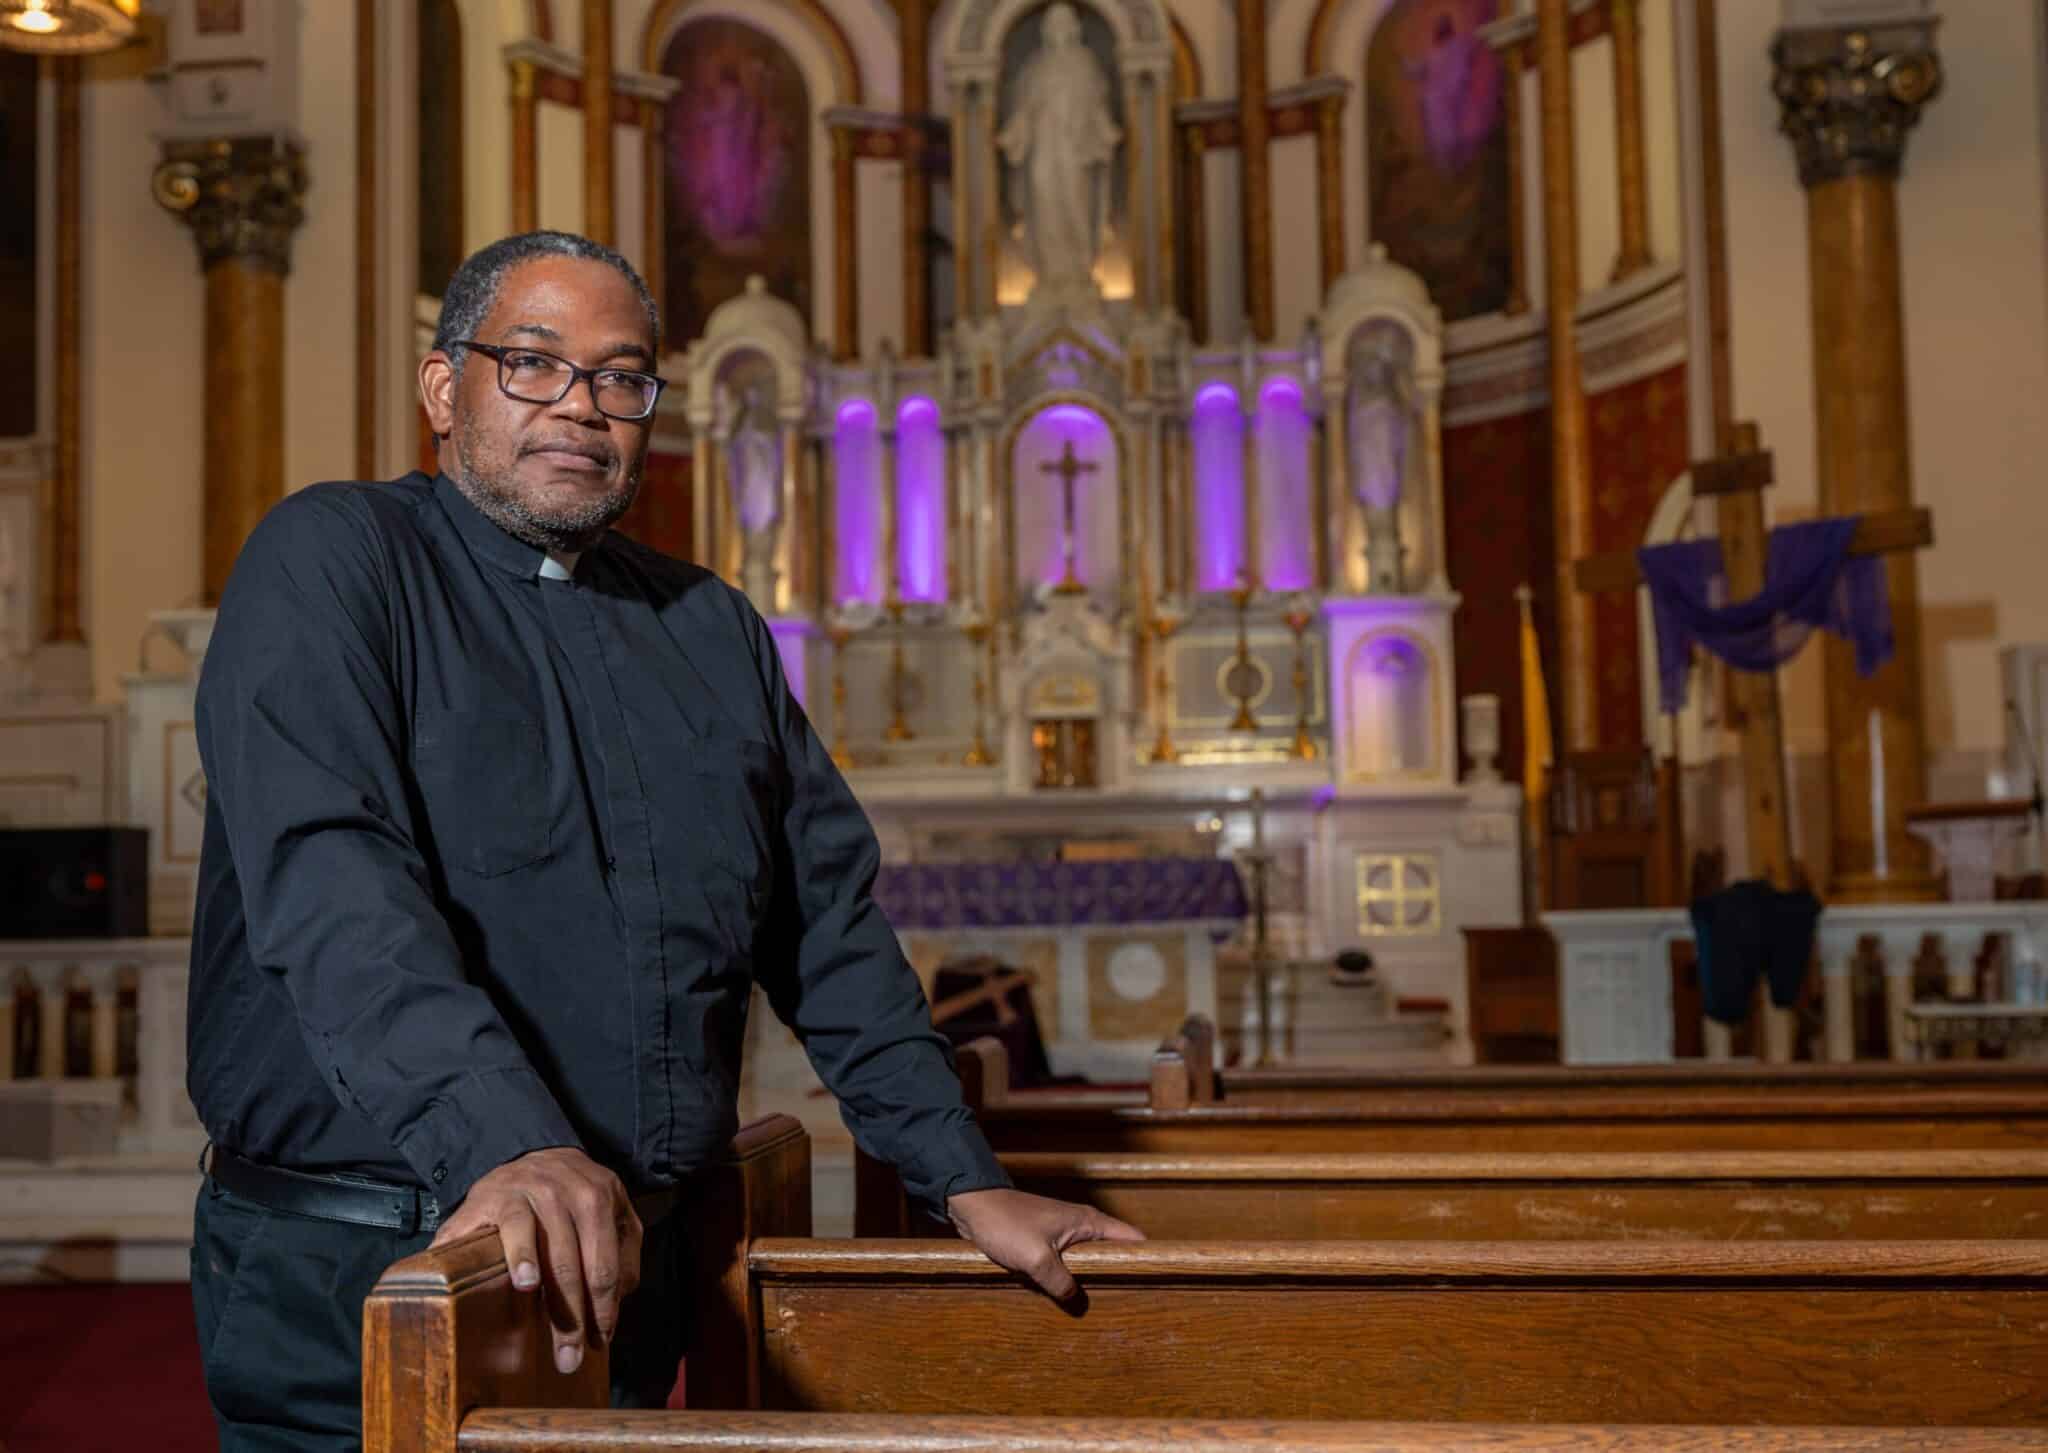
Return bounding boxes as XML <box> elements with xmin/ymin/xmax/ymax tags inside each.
<box><xmin>962</xmin><ymin>618</ymin><xmax>997</xmax><ymax>766</ymax></box>
<box><xmin>1148</xmin><ymin>606</ymin><xmax>1185</xmax><ymax>764</ymax></box>
<box><xmin>1284</xmin><ymin>599</ymin><xmax>1319</xmax><ymax>760</ymax></box>
<box><xmin>1227</xmin><ymin>579</ymin><xmax>1260</xmax><ymax>733</ymax></box>
<box><xmin>826</xmin><ymin>621</ymin><xmax>856</xmax><ymax>771</ymax></box>
<box><xmin>884</xmin><ymin>599</ymin><xmax>915</xmax><ymax>743</ymax></box>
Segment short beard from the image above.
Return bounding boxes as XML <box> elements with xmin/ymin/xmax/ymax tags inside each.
<box><xmin>450</xmin><ymin>411</ymin><xmax>641</xmax><ymax>554</ymax></box>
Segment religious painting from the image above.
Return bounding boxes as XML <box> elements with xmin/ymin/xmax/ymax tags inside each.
<box><xmin>995</xmin><ymin>2</ymin><xmax>1128</xmax><ymax>304</ymax></box>
<box><xmin>661</xmin><ymin>20</ymin><xmax>811</xmax><ymax>351</ymax></box>
<box><xmin>1366</xmin><ymin>0</ymin><xmax>1512</xmax><ymax>321</ymax></box>
<box><xmin>0</xmin><ymin>51</ymin><xmax>37</xmax><ymax>439</ymax></box>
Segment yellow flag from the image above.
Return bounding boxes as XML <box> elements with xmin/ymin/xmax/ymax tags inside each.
<box><xmin>1518</xmin><ymin>587</ymin><xmax>1553</xmax><ymax>804</ymax></box>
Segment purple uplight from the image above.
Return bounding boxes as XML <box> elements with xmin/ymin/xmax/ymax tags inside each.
<box><xmin>1012</xmin><ymin>403</ymin><xmax>1117</xmax><ymax>594</ymax></box>
<box><xmin>1257</xmin><ymin>378</ymin><xmax>1314</xmax><ymax>591</ymax></box>
<box><xmin>1191</xmin><ymin>384</ymin><xmax>1246</xmax><ymax>592</ymax></box>
<box><xmin>896</xmin><ymin>397</ymin><xmax>947</xmax><ymax>602</ymax></box>
<box><xmin>833</xmin><ymin>400</ymin><xmax>881</xmax><ymax>605</ymax></box>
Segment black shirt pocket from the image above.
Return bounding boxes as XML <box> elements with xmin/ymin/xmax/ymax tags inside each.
<box><xmin>414</xmin><ymin>709</ymin><xmax>552</xmax><ymax>877</ymax></box>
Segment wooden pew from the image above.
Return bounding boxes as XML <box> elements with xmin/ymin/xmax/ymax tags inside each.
<box><xmin>747</xmin><ymin>1239</ymin><xmax>2048</xmax><ymax>1427</ymax></box>
<box><xmin>855</xmin><ymin>1034</ymin><xmax>2048</xmax><ymax>1233</ymax></box>
<box><xmin>363</xmin><ymin>1112</ymin><xmax>813</xmax><ymax>1452</ymax></box>
<box><xmin>965</xmin><ymin>1149</ymin><xmax>2048</xmax><ymax>1241</ymax></box>
<box><xmin>453</xmin><ymin>1411</ymin><xmax>2045</xmax><ymax>1453</ymax></box>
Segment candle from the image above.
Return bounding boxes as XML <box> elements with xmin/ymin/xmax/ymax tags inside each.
<box><xmin>1869</xmin><ymin>709</ymin><xmax>1888</xmax><ymax>877</ymax></box>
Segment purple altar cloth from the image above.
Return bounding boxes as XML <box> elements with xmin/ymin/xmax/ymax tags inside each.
<box><xmin>1637</xmin><ymin>516</ymin><xmax>1894</xmax><ymax>714</ymax></box>
<box><xmin>873</xmin><ymin>858</ymin><xmax>1249</xmax><ymax>933</ymax></box>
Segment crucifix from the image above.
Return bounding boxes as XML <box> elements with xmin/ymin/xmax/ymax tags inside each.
<box><xmin>1041</xmin><ymin>440</ymin><xmax>1098</xmax><ymax>595</ymax></box>
<box><xmin>1573</xmin><ymin>419</ymin><xmax>1934</xmax><ymax>898</ymax></box>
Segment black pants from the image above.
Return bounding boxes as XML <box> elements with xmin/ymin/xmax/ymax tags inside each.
<box><xmin>190</xmin><ymin>1179</ymin><xmax>691</xmax><ymax>1452</ymax></box>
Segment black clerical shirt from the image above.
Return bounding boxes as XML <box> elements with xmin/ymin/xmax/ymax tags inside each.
<box><xmin>188</xmin><ymin>471</ymin><xmax>1007</xmax><ymax>1215</ymax></box>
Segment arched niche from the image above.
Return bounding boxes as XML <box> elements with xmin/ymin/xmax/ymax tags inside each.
<box><xmin>1189</xmin><ymin>383</ymin><xmax>1245</xmax><ymax>593</ymax></box>
<box><xmin>1344</xmin><ymin>626</ymin><xmax>1441</xmax><ymax>782</ymax></box>
<box><xmin>1008</xmin><ymin>400</ymin><xmax>1122</xmax><ymax>605</ymax></box>
<box><xmin>1363</xmin><ymin>0</ymin><xmax>1512</xmax><ymax>322</ymax></box>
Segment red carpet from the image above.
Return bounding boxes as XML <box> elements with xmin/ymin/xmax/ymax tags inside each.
<box><xmin>0</xmin><ymin>1283</ymin><xmax>215</xmax><ymax>1453</ymax></box>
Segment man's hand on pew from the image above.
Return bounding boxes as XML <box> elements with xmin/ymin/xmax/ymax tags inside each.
<box><xmin>427</xmin><ymin>1146</ymin><xmax>645</xmax><ymax>1376</ymax></box>
<box><xmin>945</xmin><ymin>1187</ymin><xmax>1145</xmax><ymax>1305</ymax></box>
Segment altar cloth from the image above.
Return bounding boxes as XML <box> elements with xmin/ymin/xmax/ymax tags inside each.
<box><xmin>874</xmin><ymin>858</ymin><xmax>1249</xmax><ymax>933</ymax></box>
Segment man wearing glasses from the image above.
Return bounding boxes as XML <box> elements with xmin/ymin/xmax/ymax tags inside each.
<box><xmin>186</xmin><ymin>230</ymin><xmax>1137</xmax><ymax>1452</ymax></box>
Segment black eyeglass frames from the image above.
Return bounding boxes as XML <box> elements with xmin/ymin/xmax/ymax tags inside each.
<box><xmin>453</xmin><ymin>340</ymin><xmax>668</xmax><ymax>422</ymax></box>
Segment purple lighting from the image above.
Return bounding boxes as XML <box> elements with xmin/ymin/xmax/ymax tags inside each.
<box><xmin>897</xmin><ymin>397</ymin><xmax>946</xmax><ymax>602</ymax></box>
<box><xmin>833</xmin><ymin>400</ymin><xmax>881</xmax><ymax>605</ymax></box>
<box><xmin>1012</xmin><ymin>403</ymin><xmax>1117</xmax><ymax>595</ymax></box>
<box><xmin>1191</xmin><ymin>384</ymin><xmax>1245</xmax><ymax>592</ymax></box>
<box><xmin>1257</xmin><ymin>378</ymin><xmax>1314</xmax><ymax>592</ymax></box>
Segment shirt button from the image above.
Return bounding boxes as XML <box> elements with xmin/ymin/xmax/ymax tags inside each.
<box><xmin>432</xmin><ymin>1165</ymin><xmax>447</xmax><ymax>1184</ymax></box>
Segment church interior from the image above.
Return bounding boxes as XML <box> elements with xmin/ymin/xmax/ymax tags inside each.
<box><xmin>8</xmin><ymin>0</ymin><xmax>2048</xmax><ymax>1445</ymax></box>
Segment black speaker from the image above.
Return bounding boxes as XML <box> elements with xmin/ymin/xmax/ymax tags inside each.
<box><xmin>0</xmin><ymin>827</ymin><xmax>150</xmax><ymax>938</ymax></box>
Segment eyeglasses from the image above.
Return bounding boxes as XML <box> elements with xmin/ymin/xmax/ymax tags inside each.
<box><xmin>453</xmin><ymin>340</ymin><xmax>668</xmax><ymax>421</ymax></box>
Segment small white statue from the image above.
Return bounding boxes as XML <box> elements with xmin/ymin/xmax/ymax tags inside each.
<box><xmin>997</xmin><ymin>2</ymin><xmax>1122</xmax><ymax>302</ymax></box>
<box><xmin>719</xmin><ymin>380</ymin><xmax>783</xmax><ymax>607</ymax></box>
<box><xmin>1347</xmin><ymin>324</ymin><xmax>1418</xmax><ymax>593</ymax></box>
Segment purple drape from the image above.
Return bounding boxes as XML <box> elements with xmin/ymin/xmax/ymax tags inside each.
<box><xmin>1637</xmin><ymin>517</ymin><xmax>1894</xmax><ymax>714</ymax></box>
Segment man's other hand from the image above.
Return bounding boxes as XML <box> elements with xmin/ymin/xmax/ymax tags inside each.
<box><xmin>945</xmin><ymin>1187</ymin><xmax>1144</xmax><ymax>1303</ymax></box>
<box><xmin>429</xmin><ymin>1146</ymin><xmax>642</xmax><ymax>1375</ymax></box>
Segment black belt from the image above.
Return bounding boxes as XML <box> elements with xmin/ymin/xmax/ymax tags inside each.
<box><xmin>204</xmin><ymin>1145</ymin><xmax>683</xmax><ymax>1235</ymax></box>
<box><xmin>206</xmin><ymin>1145</ymin><xmax>442</xmax><ymax>1234</ymax></box>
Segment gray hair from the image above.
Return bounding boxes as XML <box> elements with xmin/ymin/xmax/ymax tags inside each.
<box><xmin>432</xmin><ymin>230</ymin><xmax>661</xmax><ymax>372</ymax></box>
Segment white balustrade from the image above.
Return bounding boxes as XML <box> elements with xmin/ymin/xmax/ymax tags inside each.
<box><xmin>0</xmin><ymin>938</ymin><xmax>197</xmax><ymax>1157</ymax></box>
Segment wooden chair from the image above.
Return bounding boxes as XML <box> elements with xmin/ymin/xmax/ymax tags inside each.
<box><xmin>1546</xmin><ymin>749</ymin><xmax>1684</xmax><ymax>910</ymax></box>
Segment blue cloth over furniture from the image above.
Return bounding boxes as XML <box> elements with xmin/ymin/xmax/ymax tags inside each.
<box><xmin>873</xmin><ymin>858</ymin><xmax>1249</xmax><ymax>934</ymax></box>
<box><xmin>1637</xmin><ymin>516</ymin><xmax>1894</xmax><ymax>714</ymax></box>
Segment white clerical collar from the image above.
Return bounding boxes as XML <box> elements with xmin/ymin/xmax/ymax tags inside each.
<box><xmin>538</xmin><ymin>551</ymin><xmax>581</xmax><ymax>581</ymax></box>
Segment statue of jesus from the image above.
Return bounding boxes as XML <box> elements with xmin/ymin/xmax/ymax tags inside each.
<box><xmin>997</xmin><ymin>3</ymin><xmax>1122</xmax><ymax>301</ymax></box>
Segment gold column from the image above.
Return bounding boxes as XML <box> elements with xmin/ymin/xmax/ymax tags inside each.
<box><xmin>1502</xmin><ymin>46</ymin><xmax>1531</xmax><ymax>316</ymax></box>
<box><xmin>831</xmin><ymin>125</ymin><xmax>859</xmax><ymax>359</ymax></box>
<box><xmin>1773</xmin><ymin>20</ymin><xmax>1944</xmax><ymax>903</ymax></box>
<box><xmin>775</xmin><ymin>421</ymin><xmax>802</xmax><ymax>614</ymax></box>
<box><xmin>901</xmin><ymin>0</ymin><xmax>933</xmax><ymax>354</ymax></box>
<box><xmin>47</xmin><ymin>58</ymin><xmax>82</xmax><ymax>642</ymax></box>
<box><xmin>1184</xmin><ymin>124</ymin><xmax>1210</xmax><ymax>344</ymax></box>
<box><xmin>1154</xmin><ymin>74</ymin><xmax>1177</xmax><ymax>313</ymax></box>
<box><xmin>952</xmin><ymin>91</ymin><xmax>974</xmax><ymax>318</ymax></box>
<box><xmin>977</xmin><ymin>86</ymin><xmax>1000</xmax><ymax>315</ymax></box>
<box><xmin>1610</xmin><ymin>0</ymin><xmax>1652</xmax><ymax>280</ymax></box>
<box><xmin>1324</xmin><ymin>383</ymin><xmax>1354</xmax><ymax>594</ymax></box>
<box><xmin>1158</xmin><ymin>419</ymin><xmax>1180</xmax><ymax>597</ymax></box>
<box><xmin>1237</xmin><ymin>0</ymin><xmax>1274</xmax><ymax>340</ymax></box>
<box><xmin>154</xmin><ymin>139</ymin><xmax>310</xmax><ymax>606</ymax></box>
<box><xmin>1240</xmin><ymin>400</ymin><xmax>1262</xmax><ymax>589</ymax></box>
<box><xmin>640</xmin><ymin>98</ymin><xmax>666</xmax><ymax>330</ymax></box>
<box><xmin>510</xmin><ymin>59</ymin><xmax>538</xmax><ymax>232</ymax></box>
<box><xmin>1536</xmin><ymin>0</ymin><xmax>1597</xmax><ymax>751</ymax></box>
<box><xmin>880</xmin><ymin>418</ymin><xmax>901</xmax><ymax>604</ymax></box>
<box><xmin>582</xmin><ymin>0</ymin><xmax>615</xmax><ymax>245</ymax></box>
<box><xmin>1314</xmin><ymin>92</ymin><xmax>1346</xmax><ymax>292</ymax></box>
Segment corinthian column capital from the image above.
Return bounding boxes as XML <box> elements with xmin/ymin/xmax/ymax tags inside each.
<box><xmin>1771</xmin><ymin>17</ymin><xmax>1943</xmax><ymax>188</ymax></box>
<box><xmin>152</xmin><ymin>136</ymin><xmax>310</xmax><ymax>275</ymax></box>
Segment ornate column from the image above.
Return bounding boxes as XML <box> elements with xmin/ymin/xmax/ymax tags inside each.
<box><xmin>1126</xmin><ymin>74</ymin><xmax>1151</xmax><ymax>309</ymax></box>
<box><xmin>510</xmin><ymin>58</ymin><xmax>538</xmax><ymax>232</ymax></box>
<box><xmin>29</xmin><ymin>963</ymin><xmax>67</xmax><ymax>1078</ymax></box>
<box><xmin>1184</xmin><ymin>123</ymin><xmax>1211</xmax><ymax>343</ymax></box>
<box><xmin>1536</xmin><ymin>0</ymin><xmax>1598</xmax><ymax>750</ymax></box>
<box><xmin>1610</xmin><ymin>0</ymin><xmax>1652</xmax><ymax>279</ymax></box>
<box><xmin>1773</xmin><ymin>16</ymin><xmax>1944</xmax><ymax>903</ymax></box>
<box><xmin>1154</xmin><ymin>72</ymin><xmax>1177</xmax><ymax>313</ymax></box>
<box><xmin>582</xmin><ymin>0</ymin><xmax>615</xmax><ymax>245</ymax></box>
<box><xmin>47</xmin><ymin>58</ymin><xmax>82</xmax><ymax>643</ymax></box>
<box><xmin>1502</xmin><ymin>46</ymin><xmax>1531</xmax><ymax>315</ymax></box>
<box><xmin>77</xmin><ymin>962</ymin><xmax>119</xmax><ymax>1081</ymax></box>
<box><xmin>1314</xmin><ymin>92</ymin><xmax>1347</xmax><ymax>293</ymax></box>
<box><xmin>154</xmin><ymin>139</ymin><xmax>310</xmax><ymax>606</ymax></box>
<box><xmin>901</xmin><ymin>0</ymin><xmax>934</xmax><ymax>354</ymax></box>
<box><xmin>776</xmin><ymin>419</ymin><xmax>805</xmax><ymax>614</ymax></box>
<box><xmin>640</xmin><ymin>98</ymin><xmax>666</xmax><ymax>329</ymax></box>
<box><xmin>831</xmin><ymin>124</ymin><xmax>859</xmax><ymax>358</ymax></box>
<box><xmin>1323</xmin><ymin>380</ymin><xmax>1355</xmax><ymax>594</ymax></box>
<box><xmin>1237</xmin><ymin>0</ymin><xmax>1275</xmax><ymax>339</ymax></box>
<box><xmin>951</xmin><ymin>85</ymin><xmax>975</xmax><ymax>318</ymax></box>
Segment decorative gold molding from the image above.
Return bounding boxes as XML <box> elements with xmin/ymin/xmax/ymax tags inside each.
<box><xmin>152</xmin><ymin>137</ymin><xmax>309</xmax><ymax>275</ymax></box>
<box><xmin>1771</xmin><ymin>18</ymin><xmax>1942</xmax><ymax>189</ymax></box>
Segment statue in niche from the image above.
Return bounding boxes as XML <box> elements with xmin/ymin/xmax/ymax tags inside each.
<box><xmin>718</xmin><ymin>378</ymin><xmax>783</xmax><ymax>606</ymax></box>
<box><xmin>1346</xmin><ymin>322</ymin><xmax>1420</xmax><ymax>593</ymax></box>
<box><xmin>997</xmin><ymin>2</ymin><xmax>1122</xmax><ymax>302</ymax></box>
